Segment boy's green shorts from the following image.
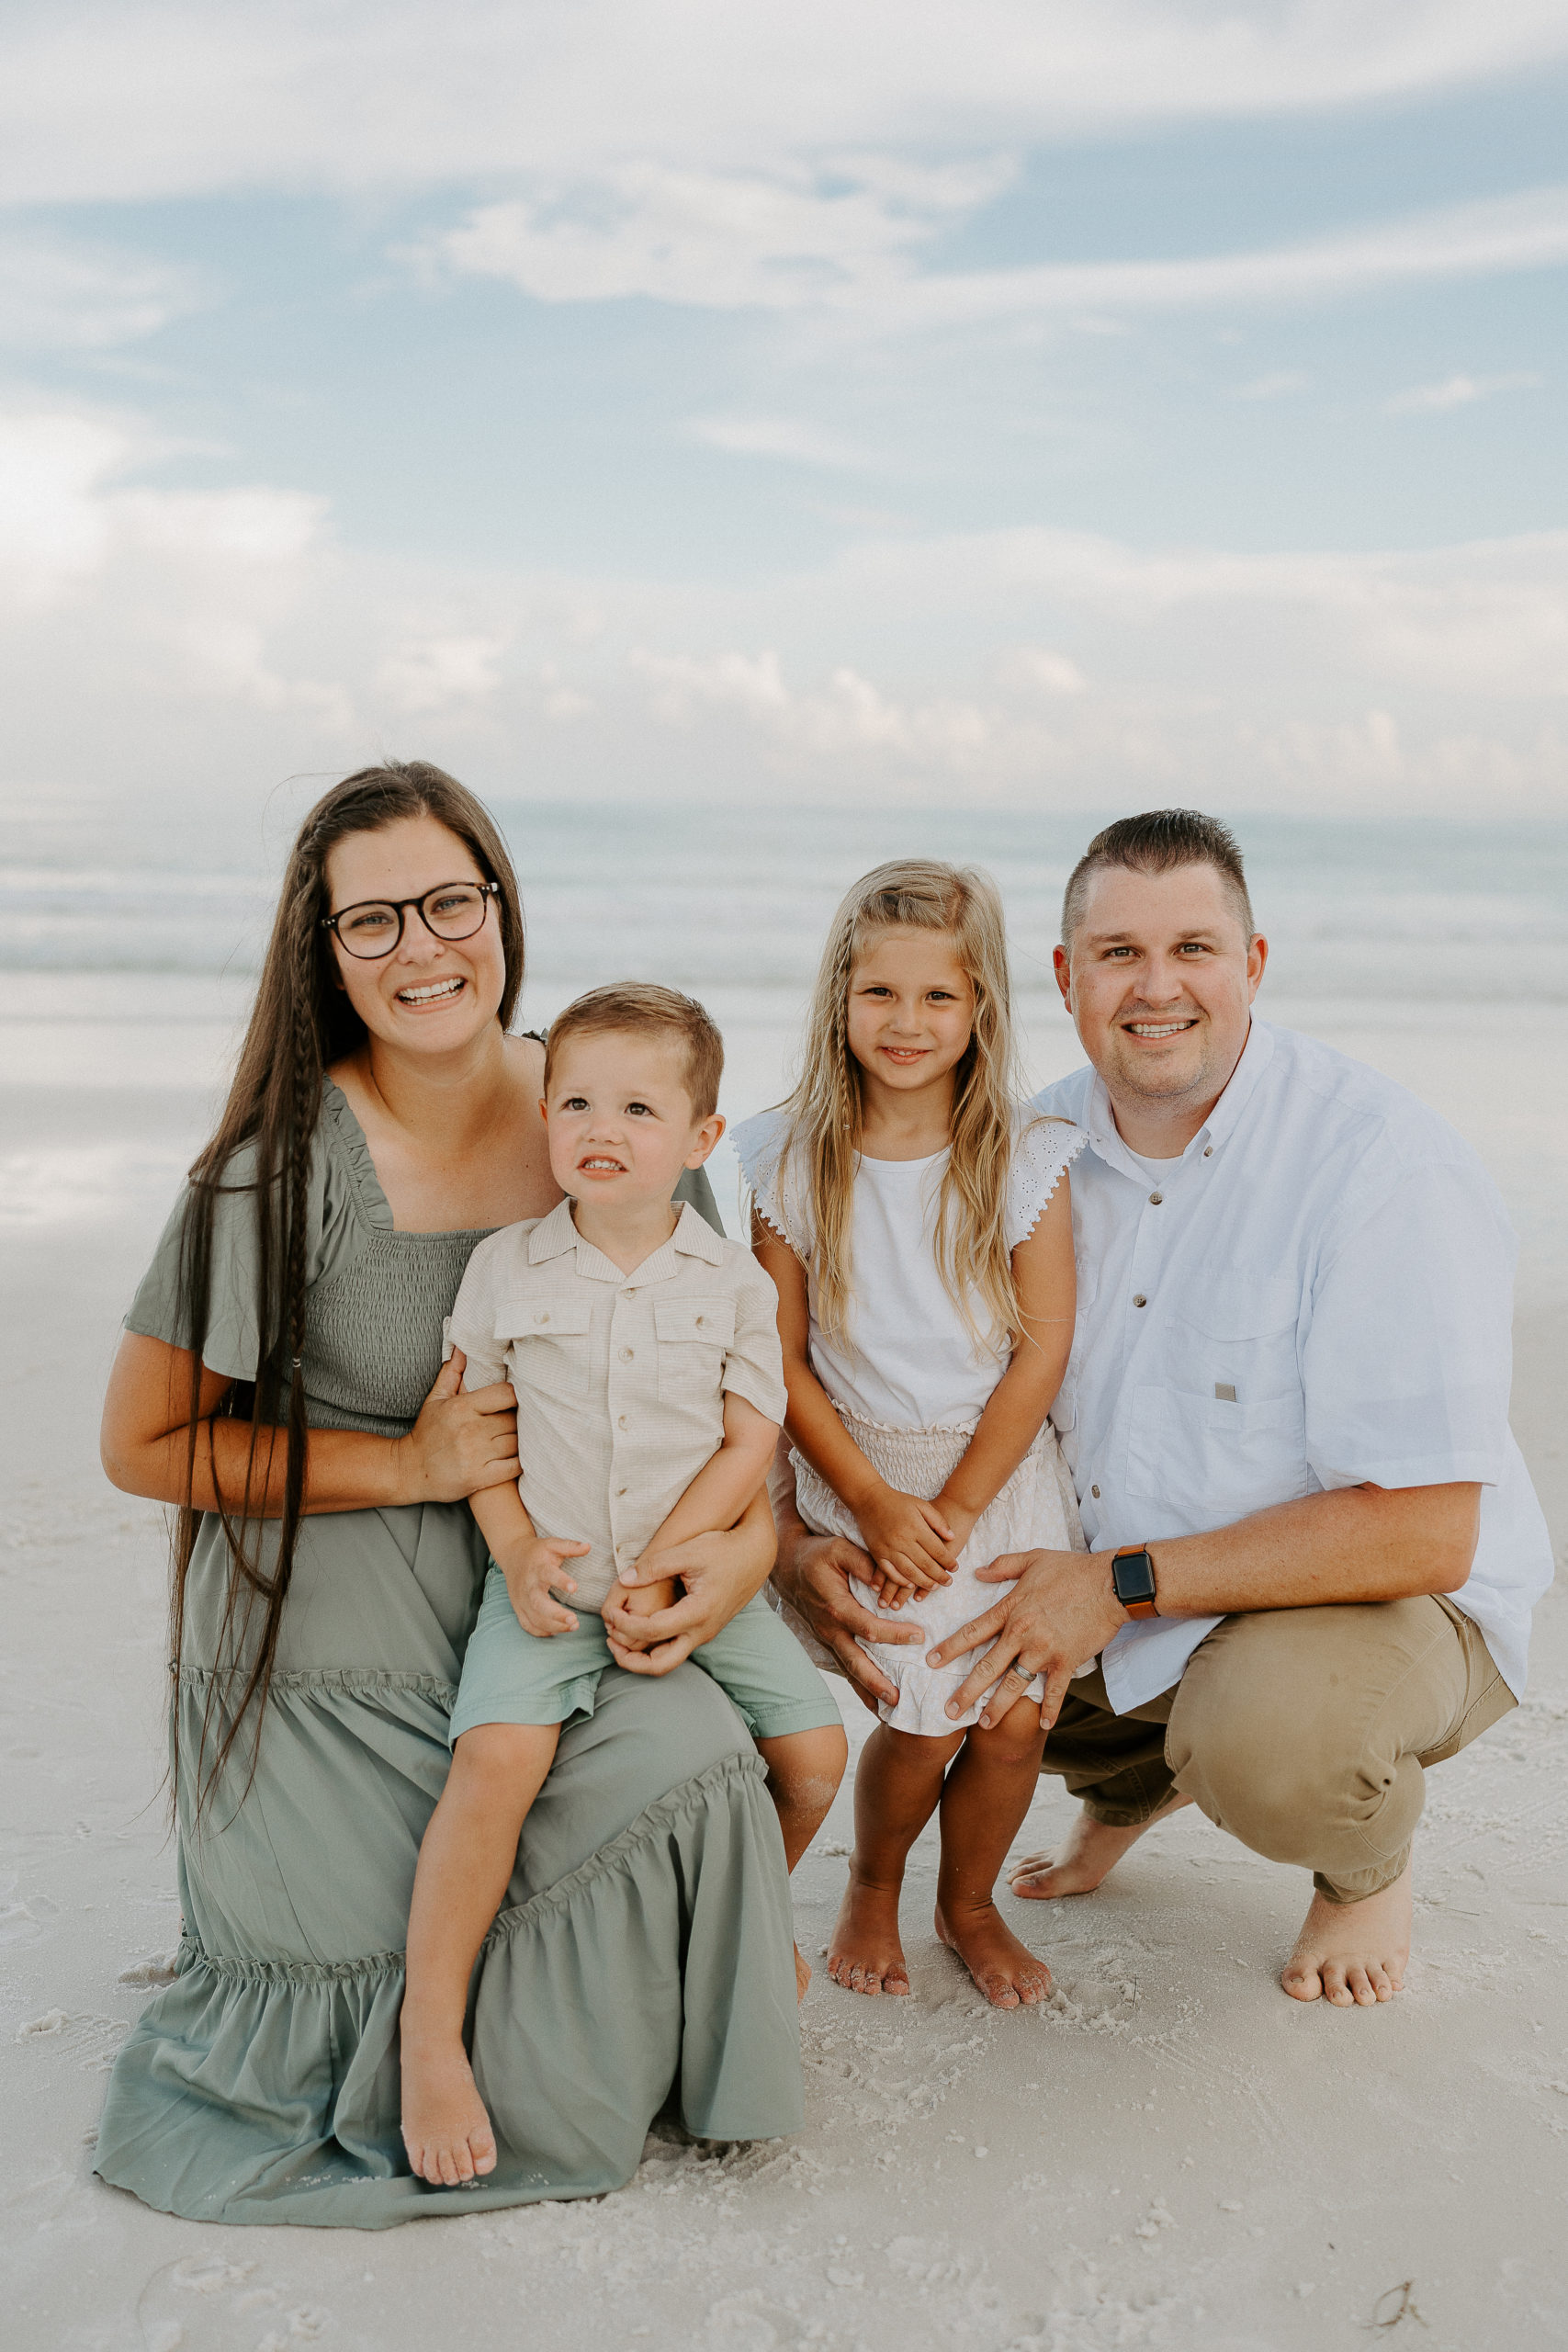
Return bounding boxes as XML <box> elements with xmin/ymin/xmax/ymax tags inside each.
<box><xmin>448</xmin><ymin>1566</ymin><xmax>842</xmax><ymax>1747</ymax></box>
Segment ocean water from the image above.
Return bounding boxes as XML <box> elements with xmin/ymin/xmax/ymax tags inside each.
<box><xmin>2</xmin><ymin>799</ymin><xmax>1566</xmax><ymax>1295</ymax></box>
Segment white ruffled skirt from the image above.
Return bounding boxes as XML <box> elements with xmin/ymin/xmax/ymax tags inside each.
<box><xmin>793</xmin><ymin>1413</ymin><xmax>1089</xmax><ymax>1736</ymax></box>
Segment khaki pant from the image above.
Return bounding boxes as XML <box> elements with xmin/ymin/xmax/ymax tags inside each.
<box><xmin>1042</xmin><ymin>1596</ymin><xmax>1515</xmax><ymax>1904</ymax></box>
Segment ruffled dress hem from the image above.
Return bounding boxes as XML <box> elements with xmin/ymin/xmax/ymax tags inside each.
<box><xmin>93</xmin><ymin>1749</ymin><xmax>801</xmax><ymax>2229</ymax></box>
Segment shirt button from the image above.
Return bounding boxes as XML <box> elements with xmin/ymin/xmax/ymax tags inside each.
<box><xmin>1091</xmin><ymin>1485</ymin><xmax>1100</xmax><ymax>1499</ymax></box>
<box><xmin>1203</xmin><ymin>1146</ymin><xmax>1213</xmax><ymax>1159</ymax></box>
<box><xmin>618</xmin><ymin>1347</ymin><xmax>634</xmax><ymax>1362</ymax></box>
<box><xmin>621</xmin><ymin>1287</ymin><xmax>634</xmax><ymax>1297</ymax></box>
<box><xmin>1148</xmin><ymin>1192</ymin><xmax>1163</xmax><ymax>1205</ymax></box>
<box><xmin>1133</xmin><ymin>1294</ymin><xmax>1146</xmax><ymax>1308</ymax></box>
<box><xmin>695</xmin><ymin>1315</ymin><xmax>706</xmax><ymax>1327</ymax></box>
<box><xmin>617</xmin><ymin>1487</ymin><xmax>627</xmax><ymax>1497</ymax></box>
<box><xmin>617</xmin><ymin>1414</ymin><xmax>628</xmax><ymax>1430</ymax></box>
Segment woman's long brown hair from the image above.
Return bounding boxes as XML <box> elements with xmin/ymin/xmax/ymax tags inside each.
<box><xmin>171</xmin><ymin>761</ymin><xmax>525</xmax><ymax>1820</ymax></box>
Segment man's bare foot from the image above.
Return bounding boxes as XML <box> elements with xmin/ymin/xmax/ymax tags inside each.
<box><xmin>400</xmin><ymin>2039</ymin><xmax>498</xmax><ymax>2186</ymax></box>
<box><xmin>935</xmin><ymin>1899</ymin><xmax>1054</xmax><ymax>2008</ymax></box>
<box><xmin>1280</xmin><ymin>1866</ymin><xmax>1411</xmax><ymax>2007</ymax></box>
<box><xmin>1009</xmin><ymin>1794</ymin><xmax>1193</xmax><ymax>1899</ymax></box>
<box><xmin>828</xmin><ymin>1875</ymin><xmax>911</xmax><ymax>1996</ymax></box>
<box><xmin>795</xmin><ymin>1943</ymin><xmax>811</xmax><ymax>2002</ymax></box>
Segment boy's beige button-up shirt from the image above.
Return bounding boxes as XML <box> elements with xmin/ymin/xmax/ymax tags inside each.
<box><xmin>446</xmin><ymin>1198</ymin><xmax>786</xmax><ymax>1612</ymax></box>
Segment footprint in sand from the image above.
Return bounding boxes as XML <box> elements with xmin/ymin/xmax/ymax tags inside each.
<box><xmin>136</xmin><ymin>2256</ymin><xmax>333</xmax><ymax>2351</ymax></box>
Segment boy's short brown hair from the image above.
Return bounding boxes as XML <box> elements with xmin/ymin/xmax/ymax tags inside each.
<box><xmin>544</xmin><ymin>983</ymin><xmax>725</xmax><ymax>1119</ymax></box>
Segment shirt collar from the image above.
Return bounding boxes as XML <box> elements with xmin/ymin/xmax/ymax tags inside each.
<box><xmin>1085</xmin><ymin>1015</ymin><xmax>1276</xmax><ymax>1177</ymax></box>
<box><xmin>526</xmin><ymin>1195</ymin><xmax>725</xmax><ymax>1283</ymax></box>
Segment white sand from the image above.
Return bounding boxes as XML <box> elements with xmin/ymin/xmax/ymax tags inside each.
<box><xmin>4</xmin><ymin>1058</ymin><xmax>1567</xmax><ymax>2351</ymax></box>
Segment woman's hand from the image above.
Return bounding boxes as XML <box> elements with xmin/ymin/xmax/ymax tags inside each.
<box><xmin>852</xmin><ymin>1481</ymin><xmax>955</xmax><ymax>1592</ymax></box>
<box><xmin>600</xmin><ymin>1491</ymin><xmax>777</xmax><ymax>1676</ymax></box>
<box><xmin>395</xmin><ymin>1351</ymin><xmax>520</xmax><ymax>1504</ymax></box>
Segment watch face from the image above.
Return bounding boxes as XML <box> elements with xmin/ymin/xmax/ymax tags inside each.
<box><xmin>1113</xmin><ymin>1548</ymin><xmax>1157</xmax><ymax>1605</ymax></box>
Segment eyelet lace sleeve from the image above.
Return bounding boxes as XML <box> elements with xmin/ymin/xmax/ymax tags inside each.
<box><xmin>730</xmin><ymin>1108</ymin><xmax>813</xmax><ymax>1259</ymax></box>
<box><xmin>1006</xmin><ymin>1114</ymin><xmax>1087</xmax><ymax>1251</ymax></box>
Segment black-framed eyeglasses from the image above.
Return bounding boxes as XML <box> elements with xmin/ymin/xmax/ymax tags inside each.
<box><xmin>321</xmin><ymin>879</ymin><xmax>502</xmax><ymax>960</ymax></box>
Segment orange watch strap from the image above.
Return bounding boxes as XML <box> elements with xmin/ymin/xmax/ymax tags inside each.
<box><xmin>1112</xmin><ymin>1543</ymin><xmax>1159</xmax><ymax>1619</ymax></box>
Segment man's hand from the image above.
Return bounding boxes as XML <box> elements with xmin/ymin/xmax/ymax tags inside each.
<box><xmin>498</xmin><ymin>1534</ymin><xmax>592</xmax><ymax>1638</ymax></box>
<box><xmin>772</xmin><ymin>1526</ymin><xmax>924</xmax><ymax>1716</ymax></box>
<box><xmin>927</xmin><ymin>1546</ymin><xmax>1124</xmax><ymax>1731</ymax></box>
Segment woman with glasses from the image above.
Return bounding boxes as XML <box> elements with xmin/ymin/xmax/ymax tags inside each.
<box><xmin>93</xmin><ymin>762</ymin><xmax>802</xmax><ymax>2224</ymax></box>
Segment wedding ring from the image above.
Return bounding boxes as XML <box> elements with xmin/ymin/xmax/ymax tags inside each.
<box><xmin>1011</xmin><ymin>1663</ymin><xmax>1036</xmax><ymax>1682</ymax></box>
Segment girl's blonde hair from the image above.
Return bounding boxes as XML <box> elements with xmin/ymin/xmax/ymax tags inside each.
<box><xmin>780</xmin><ymin>859</ymin><xmax>1023</xmax><ymax>1350</ymax></box>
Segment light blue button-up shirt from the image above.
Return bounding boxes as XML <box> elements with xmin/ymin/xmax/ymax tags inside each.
<box><xmin>1032</xmin><ymin>1020</ymin><xmax>1551</xmax><ymax>1713</ymax></box>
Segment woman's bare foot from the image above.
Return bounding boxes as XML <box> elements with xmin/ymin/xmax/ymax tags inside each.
<box><xmin>400</xmin><ymin>2039</ymin><xmax>498</xmax><ymax>2186</ymax></box>
<box><xmin>828</xmin><ymin>1875</ymin><xmax>911</xmax><ymax>1996</ymax></box>
<box><xmin>1280</xmin><ymin>1866</ymin><xmax>1412</xmax><ymax>2007</ymax></box>
<box><xmin>935</xmin><ymin>1899</ymin><xmax>1054</xmax><ymax>2008</ymax></box>
<box><xmin>795</xmin><ymin>1943</ymin><xmax>811</xmax><ymax>2001</ymax></box>
<box><xmin>1009</xmin><ymin>1794</ymin><xmax>1193</xmax><ymax>1899</ymax></box>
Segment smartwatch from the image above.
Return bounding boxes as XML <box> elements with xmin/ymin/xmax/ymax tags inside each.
<box><xmin>1111</xmin><ymin>1544</ymin><xmax>1159</xmax><ymax>1620</ymax></box>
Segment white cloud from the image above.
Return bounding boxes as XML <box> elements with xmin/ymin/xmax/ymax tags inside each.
<box><xmin>411</xmin><ymin>175</ymin><xmax>1568</xmax><ymax>332</ymax></box>
<box><xmin>872</xmin><ymin>184</ymin><xmax>1568</xmax><ymax>331</ymax></box>
<box><xmin>4</xmin><ymin>393</ymin><xmax>1567</xmax><ymax>817</ymax></box>
<box><xmin>1233</xmin><ymin>370</ymin><xmax>1311</xmax><ymax>401</ymax></box>
<box><xmin>414</xmin><ymin>158</ymin><xmax>1006</xmax><ymax>314</ymax></box>
<box><xmin>687</xmin><ymin>415</ymin><xmax>883</xmax><ymax>469</ymax></box>
<box><xmin>1384</xmin><ymin>368</ymin><xmax>1545</xmax><ymax>413</ymax></box>
<box><xmin>632</xmin><ymin>649</ymin><xmax>791</xmax><ymax>721</ymax></box>
<box><xmin>0</xmin><ymin>231</ymin><xmax>204</xmax><ymax>348</ymax></box>
<box><xmin>0</xmin><ymin>402</ymin><xmax>337</xmax><ymax>723</ymax></box>
<box><xmin>377</xmin><ymin>633</ymin><xmax>508</xmax><ymax>712</ymax></box>
<box><xmin>1000</xmin><ymin>647</ymin><xmax>1089</xmax><ymax>695</ymax></box>
<box><xmin>4</xmin><ymin>4</ymin><xmax>1568</xmax><ymax>203</ymax></box>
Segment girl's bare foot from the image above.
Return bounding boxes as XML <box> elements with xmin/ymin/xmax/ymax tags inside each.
<box><xmin>1009</xmin><ymin>1793</ymin><xmax>1193</xmax><ymax>1899</ymax></box>
<box><xmin>1280</xmin><ymin>1866</ymin><xmax>1412</xmax><ymax>2007</ymax></box>
<box><xmin>828</xmin><ymin>1875</ymin><xmax>911</xmax><ymax>1996</ymax></box>
<box><xmin>795</xmin><ymin>1943</ymin><xmax>811</xmax><ymax>2001</ymax></box>
<box><xmin>935</xmin><ymin>1898</ymin><xmax>1054</xmax><ymax>2008</ymax></box>
<box><xmin>400</xmin><ymin>2040</ymin><xmax>498</xmax><ymax>2186</ymax></box>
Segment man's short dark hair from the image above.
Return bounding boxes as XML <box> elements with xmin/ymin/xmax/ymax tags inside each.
<box><xmin>1061</xmin><ymin>808</ymin><xmax>1255</xmax><ymax>946</ymax></box>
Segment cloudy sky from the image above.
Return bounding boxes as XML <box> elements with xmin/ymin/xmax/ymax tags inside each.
<box><xmin>3</xmin><ymin>1</ymin><xmax>1566</xmax><ymax>816</ymax></box>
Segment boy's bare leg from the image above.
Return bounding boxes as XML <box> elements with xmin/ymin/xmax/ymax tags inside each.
<box><xmin>829</xmin><ymin>1724</ymin><xmax>963</xmax><ymax>1996</ymax></box>
<box><xmin>1009</xmin><ymin>1792</ymin><xmax>1194</xmax><ymax>1899</ymax></box>
<box><xmin>934</xmin><ymin>1703</ymin><xmax>1055</xmax><ymax>2008</ymax></box>
<box><xmin>755</xmin><ymin>1723</ymin><xmax>850</xmax><ymax>1997</ymax></box>
<box><xmin>400</xmin><ymin>1723</ymin><xmax>559</xmax><ymax>2186</ymax></box>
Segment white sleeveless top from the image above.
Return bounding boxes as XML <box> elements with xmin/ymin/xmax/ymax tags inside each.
<box><xmin>732</xmin><ymin>1106</ymin><xmax>1085</xmax><ymax>1430</ymax></box>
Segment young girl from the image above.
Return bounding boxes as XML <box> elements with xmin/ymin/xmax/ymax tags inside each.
<box><xmin>735</xmin><ymin>860</ymin><xmax>1087</xmax><ymax>2010</ymax></box>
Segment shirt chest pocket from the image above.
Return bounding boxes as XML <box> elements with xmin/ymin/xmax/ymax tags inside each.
<box><xmin>1130</xmin><ymin>1271</ymin><xmax>1307</xmax><ymax>1521</ymax></box>
<box><xmin>653</xmin><ymin>1297</ymin><xmax>735</xmax><ymax>1402</ymax></box>
<box><xmin>1170</xmin><ymin>1272</ymin><xmax>1300</xmax><ymax>1397</ymax></box>
<box><xmin>499</xmin><ymin>1295</ymin><xmax>594</xmax><ymax>1402</ymax></box>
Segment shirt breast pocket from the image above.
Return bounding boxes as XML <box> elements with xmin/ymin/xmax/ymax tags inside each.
<box><xmin>1131</xmin><ymin>1272</ymin><xmax>1308</xmax><ymax>1520</ymax></box>
<box><xmin>654</xmin><ymin>1297</ymin><xmax>735</xmax><ymax>1403</ymax></box>
<box><xmin>499</xmin><ymin>1295</ymin><xmax>594</xmax><ymax>1402</ymax></box>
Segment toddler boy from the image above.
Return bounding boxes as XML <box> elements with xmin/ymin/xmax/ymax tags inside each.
<box><xmin>400</xmin><ymin>983</ymin><xmax>846</xmax><ymax>2188</ymax></box>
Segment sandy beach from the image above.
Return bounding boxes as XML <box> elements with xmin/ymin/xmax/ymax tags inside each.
<box><xmin>3</xmin><ymin>980</ymin><xmax>1565</xmax><ymax>2352</ymax></box>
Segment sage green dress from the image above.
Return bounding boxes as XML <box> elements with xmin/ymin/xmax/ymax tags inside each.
<box><xmin>94</xmin><ymin>1080</ymin><xmax>802</xmax><ymax>2228</ymax></box>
